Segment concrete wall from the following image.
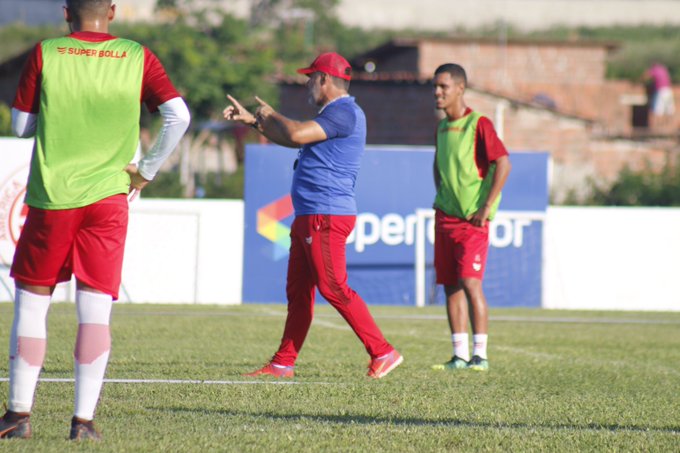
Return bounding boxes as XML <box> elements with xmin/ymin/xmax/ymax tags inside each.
<box><xmin>121</xmin><ymin>199</ymin><xmax>243</xmax><ymax>304</ymax></box>
<box><xmin>335</xmin><ymin>0</ymin><xmax>680</xmax><ymax>32</ymax></box>
<box><xmin>0</xmin><ymin>198</ymin><xmax>244</xmax><ymax>305</ymax></box>
<box><xmin>544</xmin><ymin>207</ymin><xmax>680</xmax><ymax>312</ymax></box>
<box><xmin>43</xmin><ymin>0</ymin><xmax>680</xmax><ymax>31</ymax></box>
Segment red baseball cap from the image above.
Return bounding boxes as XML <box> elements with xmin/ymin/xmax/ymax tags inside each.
<box><xmin>297</xmin><ymin>52</ymin><xmax>352</xmax><ymax>81</ymax></box>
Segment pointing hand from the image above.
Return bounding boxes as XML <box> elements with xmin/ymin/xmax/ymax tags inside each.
<box><xmin>254</xmin><ymin>96</ymin><xmax>275</xmax><ymax>120</ymax></box>
<box><xmin>223</xmin><ymin>94</ymin><xmax>256</xmax><ymax>126</ymax></box>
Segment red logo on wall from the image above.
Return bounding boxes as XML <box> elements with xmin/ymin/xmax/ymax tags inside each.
<box><xmin>0</xmin><ymin>167</ymin><xmax>29</xmax><ymax>266</ymax></box>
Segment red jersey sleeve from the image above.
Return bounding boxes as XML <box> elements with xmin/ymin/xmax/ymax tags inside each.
<box><xmin>142</xmin><ymin>47</ymin><xmax>181</xmax><ymax>112</ymax></box>
<box><xmin>13</xmin><ymin>43</ymin><xmax>43</xmax><ymax>113</ymax></box>
<box><xmin>475</xmin><ymin>116</ymin><xmax>509</xmax><ymax>177</ymax></box>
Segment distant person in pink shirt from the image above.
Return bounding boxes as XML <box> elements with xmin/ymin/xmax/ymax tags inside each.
<box><xmin>643</xmin><ymin>63</ymin><xmax>675</xmax><ymax>117</ymax></box>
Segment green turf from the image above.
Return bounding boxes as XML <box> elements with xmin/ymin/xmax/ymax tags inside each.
<box><xmin>0</xmin><ymin>302</ymin><xmax>678</xmax><ymax>452</ymax></box>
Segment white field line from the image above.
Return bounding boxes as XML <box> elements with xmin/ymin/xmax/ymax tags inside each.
<box><xmin>312</xmin><ymin>319</ymin><xmax>352</xmax><ymax>331</ymax></box>
<box><xmin>6</xmin><ymin>303</ymin><xmax>676</xmax><ymax>325</ymax></box>
<box><xmin>93</xmin><ymin>309</ymin><xmax>680</xmax><ymax>326</ymax></box>
<box><xmin>0</xmin><ymin>377</ymin><xmax>329</xmax><ymax>385</ymax></box>
<box><xmin>258</xmin><ymin>307</ymin><xmax>350</xmax><ymax>330</ymax></box>
<box><xmin>376</xmin><ymin>314</ymin><xmax>680</xmax><ymax>325</ymax></box>
<box><xmin>492</xmin><ymin>345</ymin><xmax>680</xmax><ymax>376</ymax></box>
<box><xmin>390</xmin><ymin>328</ymin><xmax>680</xmax><ymax>377</ymax></box>
<box><xmin>260</xmin><ymin>307</ymin><xmax>350</xmax><ymax>330</ymax></box>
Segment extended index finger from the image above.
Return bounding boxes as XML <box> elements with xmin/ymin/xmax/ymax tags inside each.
<box><xmin>254</xmin><ymin>96</ymin><xmax>270</xmax><ymax>107</ymax></box>
<box><xmin>226</xmin><ymin>94</ymin><xmax>244</xmax><ymax>108</ymax></box>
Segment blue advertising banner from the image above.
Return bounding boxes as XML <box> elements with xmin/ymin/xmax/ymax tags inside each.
<box><xmin>243</xmin><ymin>144</ymin><xmax>549</xmax><ymax>307</ymax></box>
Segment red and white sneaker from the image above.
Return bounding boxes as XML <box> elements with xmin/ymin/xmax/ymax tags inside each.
<box><xmin>243</xmin><ymin>362</ymin><xmax>295</xmax><ymax>378</ymax></box>
<box><xmin>367</xmin><ymin>350</ymin><xmax>404</xmax><ymax>379</ymax></box>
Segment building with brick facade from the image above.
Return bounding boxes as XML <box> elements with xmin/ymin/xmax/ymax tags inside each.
<box><xmin>280</xmin><ymin>38</ymin><xmax>680</xmax><ymax>203</ymax></box>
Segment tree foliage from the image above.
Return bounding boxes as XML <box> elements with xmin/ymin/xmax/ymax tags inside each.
<box><xmin>0</xmin><ymin>23</ymin><xmax>65</xmax><ymax>61</ymax></box>
<box><xmin>583</xmin><ymin>162</ymin><xmax>680</xmax><ymax>206</ymax></box>
<box><xmin>0</xmin><ymin>102</ymin><xmax>12</xmax><ymax>136</ymax></box>
<box><xmin>112</xmin><ymin>12</ymin><xmax>277</xmax><ymax>121</ymax></box>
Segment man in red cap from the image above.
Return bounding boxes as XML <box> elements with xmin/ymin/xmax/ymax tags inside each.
<box><xmin>224</xmin><ymin>52</ymin><xmax>403</xmax><ymax>379</ymax></box>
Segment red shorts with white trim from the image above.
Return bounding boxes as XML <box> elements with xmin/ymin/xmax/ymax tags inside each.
<box><xmin>434</xmin><ymin>209</ymin><xmax>489</xmax><ymax>285</ymax></box>
<box><xmin>11</xmin><ymin>194</ymin><xmax>128</xmax><ymax>299</ymax></box>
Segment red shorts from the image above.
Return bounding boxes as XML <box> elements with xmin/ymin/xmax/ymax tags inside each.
<box><xmin>11</xmin><ymin>194</ymin><xmax>128</xmax><ymax>299</ymax></box>
<box><xmin>434</xmin><ymin>209</ymin><xmax>489</xmax><ymax>285</ymax></box>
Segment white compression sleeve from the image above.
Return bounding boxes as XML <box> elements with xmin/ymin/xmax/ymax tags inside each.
<box><xmin>9</xmin><ymin>289</ymin><xmax>51</xmax><ymax>413</ymax></box>
<box><xmin>137</xmin><ymin>97</ymin><xmax>191</xmax><ymax>180</ymax></box>
<box><xmin>11</xmin><ymin>108</ymin><xmax>37</xmax><ymax>138</ymax></box>
<box><xmin>74</xmin><ymin>290</ymin><xmax>113</xmax><ymax>421</ymax></box>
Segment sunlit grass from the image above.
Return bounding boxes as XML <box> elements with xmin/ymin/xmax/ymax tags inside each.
<box><xmin>0</xmin><ymin>303</ymin><xmax>678</xmax><ymax>452</ymax></box>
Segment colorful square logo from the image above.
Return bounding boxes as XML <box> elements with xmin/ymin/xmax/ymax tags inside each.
<box><xmin>256</xmin><ymin>194</ymin><xmax>294</xmax><ymax>261</ymax></box>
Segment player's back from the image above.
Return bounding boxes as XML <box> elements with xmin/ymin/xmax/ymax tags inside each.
<box><xmin>28</xmin><ymin>33</ymin><xmax>145</xmax><ymax>209</ymax></box>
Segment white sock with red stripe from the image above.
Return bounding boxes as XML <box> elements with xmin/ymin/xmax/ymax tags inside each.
<box><xmin>472</xmin><ymin>334</ymin><xmax>488</xmax><ymax>359</ymax></box>
<box><xmin>8</xmin><ymin>289</ymin><xmax>51</xmax><ymax>413</ymax></box>
<box><xmin>74</xmin><ymin>290</ymin><xmax>112</xmax><ymax>421</ymax></box>
<box><xmin>452</xmin><ymin>333</ymin><xmax>470</xmax><ymax>361</ymax></box>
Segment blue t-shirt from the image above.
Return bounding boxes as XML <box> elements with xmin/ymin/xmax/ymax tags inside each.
<box><xmin>291</xmin><ymin>96</ymin><xmax>366</xmax><ymax>216</ymax></box>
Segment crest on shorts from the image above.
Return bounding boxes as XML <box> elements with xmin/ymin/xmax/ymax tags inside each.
<box><xmin>472</xmin><ymin>254</ymin><xmax>482</xmax><ymax>272</ymax></box>
<box><xmin>0</xmin><ymin>167</ymin><xmax>29</xmax><ymax>266</ymax></box>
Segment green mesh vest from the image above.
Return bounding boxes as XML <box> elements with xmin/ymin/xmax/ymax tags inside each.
<box><xmin>433</xmin><ymin>111</ymin><xmax>502</xmax><ymax>220</ymax></box>
<box><xmin>27</xmin><ymin>36</ymin><xmax>144</xmax><ymax>209</ymax></box>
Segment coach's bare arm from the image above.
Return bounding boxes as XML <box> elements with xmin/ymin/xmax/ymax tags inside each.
<box><xmin>223</xmin><ymin>94</ymin><xmax>326</xmax><ymax>148</ymax></box>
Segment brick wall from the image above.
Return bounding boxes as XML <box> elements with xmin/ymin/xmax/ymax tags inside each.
<box><xmin>416</xmin><ymin>41</ymin><xmax>608</xmax><ymax>87</ymax></box>
<box><xmin>416</xmin><ymin>40</ymin><xmax>643</xmax><ymax>133</ymax></box>
<box><xmin>465</xmin><ymin>89</ymin><xmax>673</xmax><ymax>202</ymax></box>
<box><xmin>362</xmin><ymin>39</ymin><xmax>680</xmax><ymax>136</ymax></box>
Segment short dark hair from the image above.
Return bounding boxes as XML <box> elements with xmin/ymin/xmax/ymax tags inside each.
<box><xmin>316</xmin><ymin>72</ymin><xmax>351</xmax><ymax>92</ymax></box>
<box><xmin>330</xmin><ymin>74</ymin><xmax>350</xmax><ymax>91</ymax></box>
<box><xmin>65</xmin><ymin>0</ymin><xmax>112</xmax><ymax>20</ymax></box>
<box><xmin>434</xmin><ymin>63</ymin><xmax>467</xmax><ymax>87</ymax></box>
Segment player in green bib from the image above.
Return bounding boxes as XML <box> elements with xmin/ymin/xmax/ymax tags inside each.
<box><xmin>430</xmin><ymin>64</ymin><xmax>511</xmax><ymax>373</ymax></box>
<box><xmin>2</xmin><ymin>0</ymin><xmax>190</xmax><ymax>441</ymax></box>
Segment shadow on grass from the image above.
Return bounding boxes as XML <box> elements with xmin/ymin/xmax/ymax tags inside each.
<box><xmin>150</xmin><ymin>405</ymin><xmax>680</xmax><ymax>435</ymax></box>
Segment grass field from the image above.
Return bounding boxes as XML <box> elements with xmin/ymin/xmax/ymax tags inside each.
<box><xmin>0</xmin><ymin>302</ymin><xmax>678</xmax><ymax>452</ymax></box>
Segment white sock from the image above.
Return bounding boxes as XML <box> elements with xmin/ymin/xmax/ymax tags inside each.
<box><xmin>452</xmin><ymin>333</ymin><xmax>469</xmax><ymax>361</ymax></box>
<box><xmin>74</xmin><ymin>290</ymin><xmax>112</xmax><ymax>421</ymax></box>
<box><xmin>472</xmin><ymin>334</ymin><xmax>488</xmax><ymax>359</ymax></box>
<box><xmin>8</xmin><ymin>289</ymin><xmax>51</xmax><ymax>413</ymax></box>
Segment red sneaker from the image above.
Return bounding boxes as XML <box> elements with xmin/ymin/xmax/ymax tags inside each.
<box><xmin>243</xmin><ymin>362</ymin><xmax>294</xmax><ymax>378</ymax></box>
<box><xmin>367</xmin><ymin>350</ymin><xmax>403</xmax><ymax>379</ymax></box>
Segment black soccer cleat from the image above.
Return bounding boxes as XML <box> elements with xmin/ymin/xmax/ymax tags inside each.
<box><xmin>69</xmin><ymin>416</ymin><xmax>102</xmax><ymax>441</ymax></box>
<box><xmin>0</xmin><ymin>409</ymin><xmax>32</xmax><ymax>439</ymax></box>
